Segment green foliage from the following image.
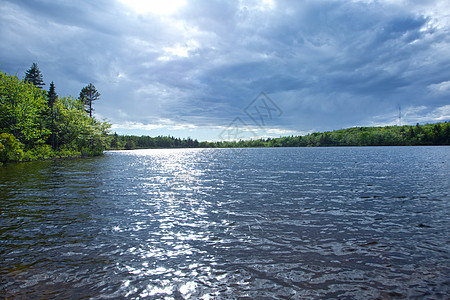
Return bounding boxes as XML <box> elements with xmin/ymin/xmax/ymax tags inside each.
<box><xmin>0</xmin><ymin>71</ymin><xmax>49</xmax><ymax>147</ymax></box>
<box><xmin>47</xmin><ymin>81</ymin><xmax>57</xmax><ymax>108</ymax></box>
<box><xmin>23</xmin><ymin>144</ymin><xmax>54</xmax><ymax>161</ymax></box>
<box><xmin>24</xmin><ymin>63</ymin><xmax>45</xmax><ymax>88</ymax></box>
<box><xmin>53</xmin><ymin>96</ymin><xmax>110</xmax><ymax>155</ymax></box>
<box><xmin>0</xmin><ymin>68</ymin><xmax>110</xmax><ymax>165</ymax></box>
<box><xmin>47</xmin><ymin>81</ymin><xmax>57</xmax><ymax>149</ymax></box>
<box><xmin>22</xmin><ymin>144</ymin><xmax>84</xmax><ymax>161</ymax></box>
<box><xmin>107</xmin><ymin>135</ymin><xmax>201</xmax><ymax>150</ymax></box>
<box><xmin>79</xmin><ymin>83</ymin><xmax>100</xmax><ymax>118</ymax></box>
<box><xmin>106</xmin><ymin>122</ymin><xmax>450</xmax><ymax>150</ymax></box>
<box><xmin>55</xmin><ymin>146</ymin><xmax>81</xmax><ymax>159</ymax></box>
<box><xmin>110</xmin><ymin>132</ymin><xmax>119</xmax><ymax>149</ymax></box>
<box><xmin>0</xmin><ymin>133</ymin><xmax>24</xmax><ymax>162</ymax></box>
<box><xmin>262</xmin><ymin>123</ymin><xmax>449</xmax><ymax>147</ymax></box>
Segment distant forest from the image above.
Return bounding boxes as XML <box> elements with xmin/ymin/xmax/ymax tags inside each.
<box><xmin>109</xmin><ymin>122</ymin><xmax>450</xmax><ymax>150</ymax></box>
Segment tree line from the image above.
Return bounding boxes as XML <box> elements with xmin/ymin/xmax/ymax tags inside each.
<box><xmin>246</xmin><ymin>123</ymin><xmax>450</xmax><ymax>148</ymax></box>
<box><xmin>108</xmin><ymin>122</ymin><xmax>449</xmax><ymax>150</ymax></box>
<box><xmin>0</xmin><ymin>63</ymin><xmax>110</xmax><ymax>165</ymax></box>
<box><xmin>109</xmin><ymin>134</ymin><xmax>203</xmax><ymax>150</ymax></box>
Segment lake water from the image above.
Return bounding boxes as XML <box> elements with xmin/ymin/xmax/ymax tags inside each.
<box><xmin>1</xmin><ymin>147</ymin><xmax>449</xmax><ymax>299</ymax></box>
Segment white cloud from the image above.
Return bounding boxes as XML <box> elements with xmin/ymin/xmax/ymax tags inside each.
<box><xmin>158</xmin><ymin>39</ymin><xmax>199</xmax><ymax>61</ymax></box>
<box><xmin>118</xmin><ymin>0</ymin><xmax>186</xmax><ymax>15</ymax></box>
<box><xmin>111</xmin><ymin>120</ymin><xmax>198</xmax><ymax>132</ymax></box>
<box><xmin>418</xmin><ymin>105</ymin><xmax>450</xmax><ymax>122</ymax></box>
<box><xmin>370</xmin><ymin>104</ymin><xmax>450</xmax><ymax>127</ymax></box>
<box><xmin>428</xmin><ymin>81</ymin><xmax>450</xmax><ymax>93</ymax></box>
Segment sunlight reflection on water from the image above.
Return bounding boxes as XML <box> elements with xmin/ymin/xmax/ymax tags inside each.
<box><xmin>107</xmin><ymin>149</ymin><xmax>219</xmax><ymax>298</ymax></box>
<box><xmin>1</xmin><ymin>147</ymin><xmax>449</xmax><ymax>298</ymax></box>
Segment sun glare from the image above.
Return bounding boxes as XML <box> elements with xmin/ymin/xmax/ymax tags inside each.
<box><xmin>119</xmin><ymin>0</ymin><xmax>185</xmax><ymax>15</ymax></box>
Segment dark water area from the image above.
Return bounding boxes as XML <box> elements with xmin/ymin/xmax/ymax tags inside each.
<box><xmin>1</xmin><ymin>147</ymin><xmax>449</xmax><ymax>299</ymax></box>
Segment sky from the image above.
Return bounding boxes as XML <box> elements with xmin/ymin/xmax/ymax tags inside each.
<box><xmin>1</xmin><ymin>0</ymin><xmax>449</xmax><ymax>141</ymax></box>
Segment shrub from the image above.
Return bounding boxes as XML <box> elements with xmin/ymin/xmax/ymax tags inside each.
<box><xmin>0</xmin><ymin>133</ymin><xmax>24</xmax><ymax>163</ymax></box>
<box><xmin>23</xmin><ymin>144</ymin><xmax>55</xmax><ymax>161</ymax></box>
<box><xmin>56</xmin><ymin>146</ymin><xmax>81</xmax><ymax>159</ymax></box>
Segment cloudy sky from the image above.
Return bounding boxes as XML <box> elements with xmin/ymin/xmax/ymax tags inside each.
<box><xmin>1</xmin><ymin>0</ymin><xmax>449</xmax><ymax>141</ymax></box>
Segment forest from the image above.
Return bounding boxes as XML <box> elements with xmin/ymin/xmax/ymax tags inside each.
<box><xmin>0</xmin><ymin>64</ymin><xmax>110</xmax><ymax>165</ymax></box>
<box><xmin>108</xmin><ymin>121</ymin><xmax>449</xmax><ymax>150</ymax></box>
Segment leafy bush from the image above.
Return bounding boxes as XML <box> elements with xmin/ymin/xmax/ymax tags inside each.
<box><xmin>0</xmin><ymin>133</ymin><xmax>24</xmax><ymax>162</ymax></box>
<box><xmin>56</xmin><ymin>146</ymin><xmax>81</xmax><ymax>159</ymax></box>
<box><xmin>23</xmin><ymin>144</ymin><xmax>55</xmax><ymax>161</ymax></box>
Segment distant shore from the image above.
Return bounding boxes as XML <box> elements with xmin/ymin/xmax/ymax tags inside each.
<box><xmin>107</xmin><ymin>122</ymin><xmax>450</xmax><ymax>150</ymax></box>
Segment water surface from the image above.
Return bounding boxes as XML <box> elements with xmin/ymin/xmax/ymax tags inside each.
<box><xmin>1</xmin><ymin>147</ymin><xmax>449</xmax><ymax>298</ymax></box>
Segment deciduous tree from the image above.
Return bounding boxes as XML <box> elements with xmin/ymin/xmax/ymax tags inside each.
<box><xmin>0</xmin><ymin>70</ymin><xmax>49</xmax><ymax>147</ymax></box>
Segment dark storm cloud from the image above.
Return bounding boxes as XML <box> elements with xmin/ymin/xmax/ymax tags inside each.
<box><xmin>1</xmin><ymin>0</ymin><xmax>449</xmax><ymax>138</ymax></box>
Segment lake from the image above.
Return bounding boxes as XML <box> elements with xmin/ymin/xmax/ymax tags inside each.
<box><xmin>1</xmin><ymin>147</ymin><xmax>449</xmax><ymax>299</ymax></box>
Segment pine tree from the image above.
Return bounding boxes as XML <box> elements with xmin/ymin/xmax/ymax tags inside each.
<box><xmin>47</xmin><ymin>82</ymin><xmax>57</xmax><ymax>107</ymax></box>
<box><xmin>79</xmin><ymin>83</ymin><xmax>100</xmax><ymax>118</ymax></box>
<box><xmin>47</xmin><ymin>82</ymin><xmax>58</xmax><ymax>149</ymax></box>
<box><xmin>110</xmin><ymin>132</ymin><xmax>119</xmax><ymax>149</ymax></box>
<box><xmin>24</xmin><ymin>63</ymin><xmax>45</xmax><ymax>88</ymax></box>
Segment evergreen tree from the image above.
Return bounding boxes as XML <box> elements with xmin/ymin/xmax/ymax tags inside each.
<box><xmin>24</xmin><ymin>63</ymin><xmax>45</xmax><ymax>88</ymax></box>
<box><xmin>110</xmin><ymin>132</ymin><xmax>119</xmax><ymax>149</ymax></box>
<box><xmin>47</xmin><ymin>82</ymin><xmax>57</xmax><ymax>108</ymax></box>
<box><xmin>79</xmin><ymin>83</ymin><xmax>100</xmax><ymax>118</ymax></box>
<box><xmin>47</xmin><ymin>82</ymin><xmax>58</xmax><ymax>149</ymax></box>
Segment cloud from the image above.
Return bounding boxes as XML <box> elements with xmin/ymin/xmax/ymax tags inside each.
<box><xmin>112</xmin><ymin>120</ymin><xmax>198</xmax><ymax>132</ymax></box>
<box><xmin>428</xmin><ymin>81</ymin><xmax>450</xmax><ymax>93</ymax></box>
<box><xmin>369</xmin><ymin>104</ymin><xmax>450</xmax><ymax>127</ymax></box>
<box><xmin>408</xmin><ymin>105</ymin><xmax>450</xmax><ymax>123</ymax></box>
<box><xmin>1</xmin><ymin>0</ymin><xmax>449</xmax><ymax>140</ymax></box>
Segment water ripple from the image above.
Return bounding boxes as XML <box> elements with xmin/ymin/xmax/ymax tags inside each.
<box><xmin>1</xmin><ymin>147</ymin><xmax>449</xmax><ymax>298</ymax></box>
